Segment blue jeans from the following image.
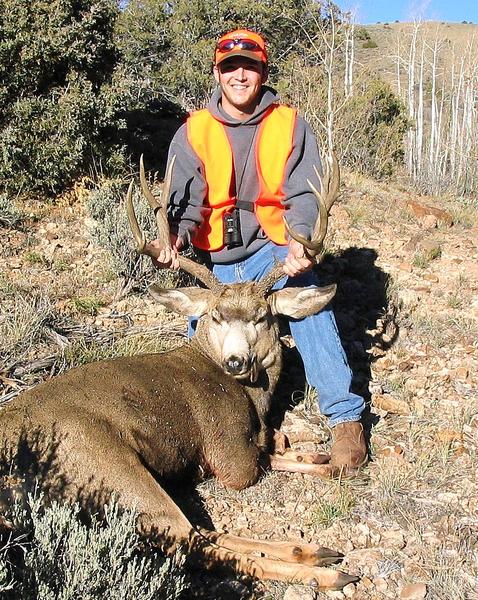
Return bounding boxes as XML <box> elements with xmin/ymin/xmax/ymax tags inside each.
<box><xmin>192</xmin><ymin>241</ymin><xmax>364</xmax><ymax>427</ymax></box>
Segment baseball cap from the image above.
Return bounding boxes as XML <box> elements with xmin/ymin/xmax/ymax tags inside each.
<box><xmin>215</xmin><ymin>29</ymin><xmax>268</xmax><ymax>66</ymax></box>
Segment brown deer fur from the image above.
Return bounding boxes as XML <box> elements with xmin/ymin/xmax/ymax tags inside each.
<box><xmin>0</xmin><ymin>280</ymin><xmax>357</xmax><ymax>589</ymax></box>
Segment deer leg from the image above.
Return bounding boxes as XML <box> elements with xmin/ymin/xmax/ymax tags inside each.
<box><xmin>140</xmin><ymin>499</ymin><xmax>356</xmax><ymax>589</ymax></box>
<box><xmin>194</xmin><ymin>540</ymin><xmax>358</xmax><ymax>589</ymax></box>
<box><xmin>61</xmin><ymin>439</ymin><xmax>354</xmax><ymax>587</ymax></box>
<box><xmin>241</xmin><ymin>557</ymin><xmax>357</xmax><ymax>589</ymax></box>
<box><xmin>275</xmin><ymin>449</ymin><xmax>331</xmax><ymax>464</ymax></box>
<box><xmin>269</xmin><ymin>455</ymin><xmax>341</xmax><ymax>478</ymax></box>
<box><xmin>199</xmin><ymin>528</ymin><xmax>343</xmax><ymax>566</ymax></box>
<box><xmin>48</xmin><ymin>423</ymin><xmax>195</xmax><ymax>550</ymax></box>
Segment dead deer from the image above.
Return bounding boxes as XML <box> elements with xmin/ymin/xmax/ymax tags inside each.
<box><xmin>0</xmin><ymin>153</ymin><xmax>358</xmax><ymax>589</ymax></box>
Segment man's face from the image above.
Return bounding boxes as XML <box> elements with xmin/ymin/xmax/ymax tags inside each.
<box><xmin>213</xmin><ymin>57</ymin><xmax>268</xmax><ymax>119</ymax></box>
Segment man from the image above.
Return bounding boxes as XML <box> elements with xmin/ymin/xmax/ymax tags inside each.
<box><xmin>153</xmin><ymin>28</ymin><xmax>367</xmax><ymax>471</ymax></box>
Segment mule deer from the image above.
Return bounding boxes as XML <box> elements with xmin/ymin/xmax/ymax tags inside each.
<box><xmin>0</xmin><ymin>154</ymin><xmax>358</xmax><ymax>589</ymax></box>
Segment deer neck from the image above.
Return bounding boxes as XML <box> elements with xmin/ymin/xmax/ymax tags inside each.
<box><xmin>189</xmin><ymin>324</ymin><xmax>282</xmax><ymax>426</ymax></box>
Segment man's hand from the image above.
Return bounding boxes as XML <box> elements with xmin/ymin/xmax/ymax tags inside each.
<box><xmin>283</xmin><ymin>239</ymin><xmax>314</xmax><ymax>277</ymax></box>
<box><xmin>150</xmin><ymin>235</ymin><xmax>183</xmax><ymax>270</ymax></box>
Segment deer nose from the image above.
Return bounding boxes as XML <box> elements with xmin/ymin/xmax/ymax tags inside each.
<box><xmin>223</xmin><ymin>355</ymin><xmax>248</xmax><ymax>375</ymax></box>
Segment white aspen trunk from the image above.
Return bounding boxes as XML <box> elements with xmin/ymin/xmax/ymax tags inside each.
<box><xmin>469</xmin><ymin>47</ymin><xmax>478</xmax><ymax>193</ymax></box>
<box><xmin>449</xmin><ymin>57</ymin><xmax>457</xmax><ymax>180</ymax></box>
<box><xmin>463</xmin><ymin>82</ymin><xmax>473</xmax><ymax>188</ymax></box>
<box><xmin>322</xmin><ymin>1</ymin><xmax>338</xmax><ymax>152</ymax></box>
<box><xmin>348</xmin><ymin>22</ymin><xmax>355</xmax><ymax>96</ymax></box>
<box><xmin>417</xmin><ymin>41</ymin><xmax>425</xmax><ymax>177</ymax></box>
<box><xmin>456</xmin><ymin>61</ymin><xmax>466</xmax><ymax>185</ymax></box>
<box><xmin>428</xmin><ymin>39</ymin><xmax>436</xmax><ymax>174</ymax></box>
<box><xmin>344</xmin><ymin>27</ymin><xmax>349</xmax><ymax>98</ymax></box>
<box><xmin>435</xmin><ymin>76</ymin><xmax>446</xmax><ymax>191</ymax></box>
<box><xmin>395</xmin><ymin>34</ymin><xmax>402</xmax><ymax>96</ymax></box>
<box><xmin>407</xmin><ymin>22</ymin><xmax>420</xmax><ymax>178</ymax></box>
<box><xmin>327</xmin><ymin>20</ymin><xmax>335</xmax><ymax>150</ymax></box>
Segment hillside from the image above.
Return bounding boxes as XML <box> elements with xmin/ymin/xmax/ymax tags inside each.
<box><xmin>1</xmin><ymin>168</ymin><xmax>477</xmax><ymax>598</ymax></box>
<box><xmin>355</xmin><ymin>21</ymin><xmax>478</xmax><ymax>89</ymax></box>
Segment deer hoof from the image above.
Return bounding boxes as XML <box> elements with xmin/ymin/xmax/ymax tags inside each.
<box><xmin>272</xmin><ymin>429</ymin><xmax>290</xmax><ymax>454</ymax></box>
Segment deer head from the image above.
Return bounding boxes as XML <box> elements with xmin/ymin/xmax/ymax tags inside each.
<box><xmin>148</xmin><ymin>281</ymin><xmax>336</xmax><ymax>383</ymax></box>
<box><xmin>126</xmin><ymin>154</ymin><xmax>340</xmax><ymax>384</ymax></box>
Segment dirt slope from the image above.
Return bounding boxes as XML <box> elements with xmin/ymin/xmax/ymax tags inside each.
<box><xmin>1</xmin><ymin>173</ymin><xmax>477</xmax><ymax>599</ymax></box>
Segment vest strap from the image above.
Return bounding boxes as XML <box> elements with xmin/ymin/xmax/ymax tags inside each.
<box><xmin>235</xmin><ymin>200</ymin><xmax>255</xmax><ymax>212</ymax></box>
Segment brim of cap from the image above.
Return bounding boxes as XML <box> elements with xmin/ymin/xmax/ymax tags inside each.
<box><xmin>215</xmin><ymin>49</ymin><xmax>266</xmax><ymax>65</ymax></box>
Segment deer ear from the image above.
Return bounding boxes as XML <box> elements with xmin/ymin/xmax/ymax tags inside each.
<box><xmin>268</xmin><ymin>284</ymin><xmax>336</xmax><ymax>319</ymax></box>
<box><xmin>148</xmin><ymin>285</ymin><xmax>213</xmax><ymax>317</ymax></box>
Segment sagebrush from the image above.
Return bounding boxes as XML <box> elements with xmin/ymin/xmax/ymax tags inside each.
<box><xmin>0</xmin><ymin>494</ymin><xmax>187</xmax><ymax>600</ymax></box>
<box><xmin>86</xmin><ymin>177</ymin><xmax>181</xmax><ymax>296</ymax></box>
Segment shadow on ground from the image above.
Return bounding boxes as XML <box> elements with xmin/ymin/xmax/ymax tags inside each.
<box><xmin>273</xmin><ymin>246</ymin><xmax>397</xmax><ymax>437</ymax></box>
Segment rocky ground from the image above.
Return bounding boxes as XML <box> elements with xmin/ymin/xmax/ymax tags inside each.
<box><xmin>0</xmin><ymin>172</ymin><xmax>477</xmax><ymax>599</ymax></box>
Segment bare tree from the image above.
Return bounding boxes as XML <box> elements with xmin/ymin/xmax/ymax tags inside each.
<box><xmin>285</xmin><ymin>1</ymin><xmax>355</xmax><ymax>152</ymax></box>
<box><xmin>396</xmin><ymin>22</ymin><xmax>478</xmax><ymax>195</ymax></box>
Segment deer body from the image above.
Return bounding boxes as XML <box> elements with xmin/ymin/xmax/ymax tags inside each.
<box><xmin>0</xmin><ymin>280</ymin><xmax>356</xmax><ymax>588</ymax></box>
<box><xmin>0</xmin><ymin>154</ymin><xmax>358</xmax><ymax>589</ymax></box>
<box><xmin>0</xmin><ymin>343</ymin><xmax>261</xmax><ymax>497</ymax></box>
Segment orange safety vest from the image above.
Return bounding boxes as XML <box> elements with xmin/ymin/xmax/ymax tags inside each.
<box><xmin>186</xmin><ymin>104</ymin><xmax>297</xmax><ymax>251</ymax></box>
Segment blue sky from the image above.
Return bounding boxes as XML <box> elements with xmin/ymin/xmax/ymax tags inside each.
<box><xmin>339</xmin><ymin>0</ymin><xmax>478</xmax><ymax>24</ymax></box>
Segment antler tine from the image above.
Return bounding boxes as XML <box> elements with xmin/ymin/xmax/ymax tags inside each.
<box><xmin>283</xmin><ymin>150</ymin><xmax>340</xmax><ymax>260</ymax></box>
<box><xmin>126</xmin><ymin>156</ymin><xmax>222</xmax><ymax>292</ymax></box>
<box><xmin>256</xmin><ymin>261</ymin><xmax>287</xmax><ymax>295</ymax></box>
<box><xmin>126</xmin><ymin>179</ymin><xmax>146</xmax><ymax>253</ymax></box>
<box><xmin>140</xmin><ymin>154</ymin><xmax>172</xmax><ymax>243</ymax></box>
<box><xmin>177</xmin><ymin>255</ymin><xmax>222</xmax><ymax>292</ymax></box>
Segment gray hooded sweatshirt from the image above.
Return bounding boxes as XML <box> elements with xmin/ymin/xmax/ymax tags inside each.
<box><xmin>167</xmin><ymin>86</ymin><xmax>322</xmax><ymax>264</ymax></box>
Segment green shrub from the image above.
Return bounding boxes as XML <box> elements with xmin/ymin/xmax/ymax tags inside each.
<box><xmin>338</xmin><ymin>78</ymin><xmax>408</xmax><ymax>178</ymax></box>
<box><xmin>0</xmin><ymin>494</ymin><xmax>186</xmax><ymax>599</ymax></box>
<box><xmin>362</xmin><ymin>39</ymin><xmax>378</xmax><ymax>48</ymax></box>
<box><xmin>355</xmin><ymin>26</ymin><xmax>371</xmax><ymax>41</ymax></box>
<box><xmin>0</xmin><ymin>193</ymin><xmax>23</xmax><ymax>228</ymax></box>
<box><xmin>0</xmin><ymin>0</ymin><xmax>126</xmax><ymax>197</ymax></box>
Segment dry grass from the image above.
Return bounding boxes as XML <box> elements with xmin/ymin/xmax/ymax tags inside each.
<box><xmin>0</xmin><ymin>286</ymin><xmax>54</xmax><ymax>370</ymax></box>
<box><xmin>448</xmin><ymin>197</ymin><xmax>478</xmax><ymax>228</ymax></box>
<box><xmin>59</xmin><ymin>328</ymin><xmax>179</xmax><ymax>371</ymax></box>
<box><xmin>1</xmin><ymin>170</ymin><xmax>477</xmax><ymax>598</ymax></box>
<box><xmin>312</xmin><ymin>481</ymin><xmax>356</xmax><ymax>527</ymax></box>
<box><xmin>408</xmin><ymin>529</ymin><xmax>478</xmax><ymax>599</ymax></box>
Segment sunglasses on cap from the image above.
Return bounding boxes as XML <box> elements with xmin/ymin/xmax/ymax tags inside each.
<box><xmin>216</xmin><ymin>38</ymin><xmax>263</xmax><ymax>52</ymax></box>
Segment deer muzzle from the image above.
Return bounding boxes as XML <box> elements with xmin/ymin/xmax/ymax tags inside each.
<box><xmin>222</xmin><ymin>354</ymin><xmax>258</xmax><ymax>382</ymax></box>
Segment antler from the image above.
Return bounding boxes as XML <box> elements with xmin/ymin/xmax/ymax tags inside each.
<box><xmin>283</xmin><ymin>150</ymin><xmax>340</xmax><ymax>258</ymax></box>
<box><xmin>257</xmin><ymin>151</ymin><xmax>340</xmax><ymax>295</ymax></box>
<box><xmin>255</xmin><ymin>260</ymin><xmax>287</xmax><ymax>296</ymax></box>
<box><xmin>126</xmin><ymin>155</ymin><xmax>222</xmax><ymax>292</ymax></box>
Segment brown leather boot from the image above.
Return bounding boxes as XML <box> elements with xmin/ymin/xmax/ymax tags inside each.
<box><xmin>330</xmin><ymin>422</ymin><xmax>368</xmax><ymax>469</ymax></box>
